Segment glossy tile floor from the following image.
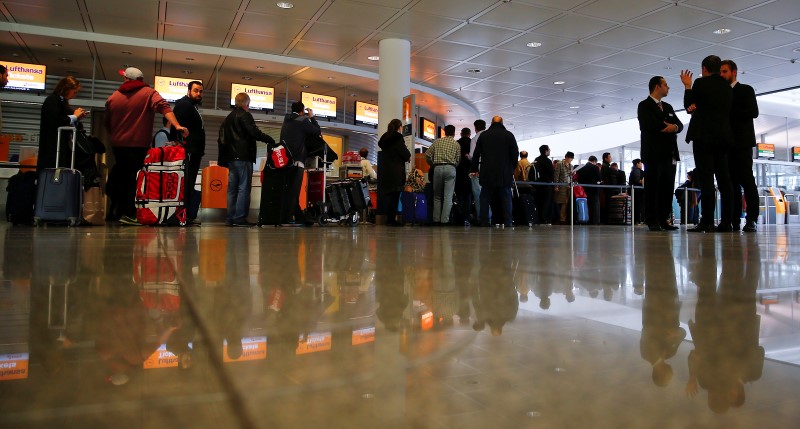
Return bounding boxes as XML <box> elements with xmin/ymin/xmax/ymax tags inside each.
<box><xmin>1</xmin><ymin>223</ymin><xmax>799</xmax><ymax>429</ymax></box>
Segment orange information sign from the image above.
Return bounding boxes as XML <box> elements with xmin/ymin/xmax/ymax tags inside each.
<box><xmin>0</xmin><ymin>353</ymin><xmax>29</xmax><ymax>381</ymax></box>
<box><xmin>352</xmin><ymin>327</ymin><xmax>375</xmax><ymax>346</ymax></box>
<box><xmin>143</xmin><ymin>344</ymin><xmax>180</xmax><ymax>369</ymax></box>
<box><xmin>224</xmin><ymin>337</ymin><xmax>267</xmax><ymax>362</ymax></box>
<box><xmin>296</xmin><ymin>331</ymin><xmax>332</xmax><ymax>355</ymax></box>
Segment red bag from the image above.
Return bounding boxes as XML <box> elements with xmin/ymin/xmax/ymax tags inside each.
<box><xmin>135</xmin><ymin>145</ymin><xmax>187</xmax><ymax>226</ymax></box>
<box><xmin>142</xmin><ymin>145</ymin><xmax>186</xmax><ymax>167</ymax></box>
<box><xmin>573</xmin><ymin>185</ymin><xmax>587</xmax><ymax>199</ymax></box>
<box><xmin>268</xmin><ymin>144</ymin><xmax>292</xmax><ymax>170</ymax></box>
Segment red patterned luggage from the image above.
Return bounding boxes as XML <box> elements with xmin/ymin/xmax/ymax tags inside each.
<box><xmin>135</xmin><ymin>145</ymin><xmax>187</xmax><ymax>226</ymax></box>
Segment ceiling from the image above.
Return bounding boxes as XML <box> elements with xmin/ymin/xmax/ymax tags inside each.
<box><xmin>1</xmin><ymin>0</ymin><xmax>800</xmax><ymax>140</ymax></box>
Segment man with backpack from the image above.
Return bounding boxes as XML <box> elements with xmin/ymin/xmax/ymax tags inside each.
<box><xmin>279</xmin><ymin>101</ymin><xmax>320</xmax><ymax>225</ymax></box>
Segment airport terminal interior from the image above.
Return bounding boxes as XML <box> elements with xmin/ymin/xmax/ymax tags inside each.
<box><xmin>2</xmin><ymin>0</ymin><xmax>800</xmax><ymax>428</ymax></box>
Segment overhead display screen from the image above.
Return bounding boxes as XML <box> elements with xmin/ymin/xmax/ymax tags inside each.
<box><xmin>154</xmin><ymin>76</ymin><xmax>201</xmax><ymax>103</ymax></box>
<box><xmin>354</xmin><ymin>101</ymin><xmax>378</xmax><ymax>127</ymax></box>
<box><xmin>420</xmin><ymin>117</ymin><xmax>436</xmax><ymax>142</ymax></box>
<box><xmin>2</xmin><ymin>61</ymin><xmax>46</xmax><ymax>91</ymax></box>
<box><xmin>231</xmin><ymin>84</ymin><xmax>274</xmax><ymax>111</ymax></box>
<box><xmin>301</xmin><ymin>92</ymin><xmax>337</xmax><ymax>119</ymax></box>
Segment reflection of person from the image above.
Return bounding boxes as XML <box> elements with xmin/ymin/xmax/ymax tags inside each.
<box><xmin>720</xmin><ymin>59</ymin><xmax>759</xmax><ymax>233</ymax></box>
<box><xmin>38</xmin><ymin>76</ymin><xmax>88</xmax><ymax>170</ymax></box>
<box><xmin>681</xmin><ymin>56</ymin><xmax>734</xmax><ymax>232</ymax></box>
<box><xmin>637</xmin><ymin>76</ymin><xmax>683</xmax><ymax>232</ymax></box>
<box><xmin>220</xmin><ymin>93</ymin><xmax>275</xmax><ymax>226</ymax></box>
<box><xmin>640</xmin><ymin>239</ymin><xmax>685</xmax><ymax>387</ymax></box>
<box><xmin>376</xmin><ymin>119</ymin><xmax>411</xmax><ymax>226</ymax></box>
<box><xmin>685</xmin><ymin>237</ymin><xmax>764</xmax><ymax>413</ymax></box>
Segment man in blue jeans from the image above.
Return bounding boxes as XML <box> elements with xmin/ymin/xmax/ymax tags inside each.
<box><xmin>218</xmin><ymin>93</ymin><xmax>275</xmax><ymax>226</ymax></box>
<box><xmin>470</xmin><ymin>116</ymin><xmax>519</xmax><ymax>227</ymax></box>
<box><xmin>425</xmin><ymin>125</ymin><xmax>461</xmax><ymax>225</ymax></box>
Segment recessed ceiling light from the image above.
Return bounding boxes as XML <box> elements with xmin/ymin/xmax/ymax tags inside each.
<box><xmin>467</xmin><ymin>68</ymin><xmax>482</xmax><ymax>73</ymax></box>
<box><xmin>570</xmin><ymin>106</ymin><xmax>580</xmax><ymax>109</ymax></box>
<box><xmin>327</xmin><ymin>76</ymin><xmax>335</xmax><ymax>80</ymax></box>
<box><xmin>58</xmin><ymin>57</ymin><xmax>72</xmax><ymax>63</ymax></box>
<box><xmin>181</xmin><ymin>70</ymin><xmax>192</xmax><ymax>75</ymax></box>
<box><xmin>256</xmin><ymin>65</ymin><xmax>265</xmax><ymax>69</ymax></box>
<box><xmin>713</xmin><ymin>28</ymin><xmax>731</xmax><ymax>35</ymax></box>
<box><xmin>121</xmin><ymin>51</ymin><xmax>132</xmax><ymax>55</ymax></box>
<box><xmin>185</xmin><ymin>57</ymin><xmax>195</xmax><ymax>61</ymax></box>
<box><xmin>553</xmin><ymin>81</ymin><xmax>565</xmax><ymax>85</ymax></box>
<box><xmin>793</xmin><ymin>48</ymin><xmax>800</xmax><ymax>53</ymax></box>
<box><xmin>301</xmin><ymin>84</ymin><xmax>310</xmax><ymax>89</ymax></box>
<box><xmin>242</xmin><ymin>76</ymin><xmax>253</xmax><ymax>80</ymax></box>
<box><xmin>276</xmin><ymin>2</ymin><xmax>294</xmax><ymax>9</ymax></box>
<box><xmin>526</xmin><ymin>42</ymin><xmax>542</xmax><ymax>48</ymax></box>
<box><xmin>350</xmin><ymin>93</ymin><xmax>357</xmax><ymax>97</ymax></box>
<box><xmin>368</xmin><ymin>55</ymin><xmax>380</xmax><ymax>61</ymax></box>
<box><xmin>51</xmin><ymin>43</ymin><xmax>62</xmax><ymax>47</ymax></box>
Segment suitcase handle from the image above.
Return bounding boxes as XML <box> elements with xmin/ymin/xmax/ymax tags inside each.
<box><xmin>56</xmin><ymin>126</ymin><xmax>77</xmax><ymax>170</ymax></box>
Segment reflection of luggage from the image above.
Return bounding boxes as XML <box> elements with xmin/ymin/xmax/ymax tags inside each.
<box><xmin>259</xmin><ymin>168</ymin><xmax>288</xmax><ymax>226</ymax></box>
<box><xmin>401</xmin><ymin>192</ymin><xmax>428</xmax><ymax>225</ymax></box>
<box><xmin>6</xmin><ymin>171</ymin><xmax>38</xmax><ymax>225</ymax></box>
<box><xmin>513</xmin><ymin>184</ymin><xmax>538</xmax><ymax>227</ymax></box>
<box><xmin>575</xmin><ymin>197</ymin><xmax>589</xmax><ymax>224</ymax></box>
<box><xmin>608</xmin><ymin>194</ymin><xmax>631</xmax><ymax>225</ymax></box>
<box><xmin>34</xmin><ymin>126</ymin><xmax>83</xmax><ymax>227</ymax></box>
<box><xmin>135</xmin><ymin>145</ymin><xmax>187</xmax><ymax>226</ymax></box>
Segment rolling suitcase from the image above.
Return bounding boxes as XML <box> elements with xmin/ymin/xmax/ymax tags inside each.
<box><xmin>608</xmin><ymin>194</ymin><xmax>631</xmax><ymax>225</ymax></box>
<box><xmin>6</xmin><ymin>170</ymin><xmax>38</xmax><ymax>225</ymax></box>
<box><xmin>33</xmin><ymin>126</ymin><xmax>83</xmax><ymax>227</ymax></box>
<box><xmin>345</xmin><ymin>180</ymin><xmax>370</xmax><ymax>210</ymax></box>
<box><xmin>575</xmin><ymin>197</ymin><xmax>589</xmax><ymax>225</ymax></box>
<box><xmin>326</xmin><ymin>183</ymin><xmax>351</xmax><ymax>217</ymax></box>
<box><xmin>401</xmin><ymin>192</ymin><xmax>428</xmax><ymax>225</ymax></box>
<box><xmin>513</xmin><ymin>179</ymin><xmax>538</xmax><ymax>227</ymax></box>
<box><xmin>259</xmin><ymin>167</ymin><xmax>288</xmax><ymax>226</ymax></box>
<box><xmin>135</xmin><ymin>144</ymin><xmax>187</xmax><ymax>226</ymax></box>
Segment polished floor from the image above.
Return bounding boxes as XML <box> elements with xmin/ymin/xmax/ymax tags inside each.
<box><xmin>0</xmin><ymin>222</ymin><xmax>799</xmax><ymax>429</ymax></box>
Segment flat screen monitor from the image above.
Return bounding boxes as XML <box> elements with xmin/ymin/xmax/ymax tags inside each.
<box><xmin>301</xmin><ymin>92</ymin><xmax>337</xmax><ymax>119</ymax></box>
<box><xmin>793</xmin><ymin>147</ymin><xmax>800</xmax><ymax>162</ymax></box>
<box><xmin>154</xmin><ymin>76</ymin><xmax>201</xmax><ymax>103</ymax></box>
<box><xmin>354</xmin><ymin>101</ymin><xmax>378</xmax><ymax>127</ymax></box>
<box><xmin>2</xmin><ymin>61</ymin><xmax>46</xmax><ymax>92</ymax></box>
<box><xmin>419</xmin><ymin>117</ymin><xmax>436</xmax><ymax>142</ymax></box>
<box><xmin>757</xmin><ymin>143</ymin><xmax>774</xmax><ymax>159</ymax></box>
<box><xmin>231</xmin><ymin>84</ymin><xmax>274</xmax><ymax>111</ymax></box>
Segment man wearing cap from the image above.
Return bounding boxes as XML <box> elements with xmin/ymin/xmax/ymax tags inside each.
<box><xmin>105</xmin><ymin>67</ymin><xmax>187</xmax><ymax>225</ymax></box>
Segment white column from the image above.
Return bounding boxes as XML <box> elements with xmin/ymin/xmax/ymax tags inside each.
<box><xmin>378</xmin><ymin>38</ymin><xmax>411</xmax><ymax>137</ymax></box>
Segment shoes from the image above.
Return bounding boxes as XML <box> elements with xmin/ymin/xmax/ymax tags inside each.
<box><xmin>232</xmin><ymin>220</ymin><xmax>257</xmax><ymax>227</ymax></box>
<box><xmin>688</xmin><ymin>223</ymin><xmax>714</xmax><ymax>233</ymax></box>
<box><xmin>742</xmin><ymin>221</ymin><xmax>757</xmax><ymax>233</ymax></box>
<box><xmin>714</xmin><ymin>223</ymin><xmax>733</xmax><ymax>233</ymax></box>
<box><xmin>119</xmin><ymin>215</ymin><xmax>141</xmax><ymax>226</ymax></box>
<box><xmin>647</xmin><ymin>223</ymin><xmax>663</xmax><ymax>232</ymax></box>
<box><xmin>660</xmin><ymin>224</ymin><xmax>679</xmax><ymax>231</ymax></box>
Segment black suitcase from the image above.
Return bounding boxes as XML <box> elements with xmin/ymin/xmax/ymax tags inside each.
<box><xmin>258</xmin><ymin>168</ymin><xmax>288</xmax><ymax>226</ymax></box>
<box><xmin>6</xmin><ymin>170</ymin><xmax>38</xmax><ymax>225</ymax></box>
<box><xmin>608</xmin><ymin>194</ymin><xmax>631</xmax><ymax>225</ymax></box>
<box><xmin>513</xmin><ymin>179</ymin><xmax>537</xmax><ymax>227</ymax></box>
<box><xmin>34</xmin><ymin>126</ymin><xmax>83</xmax><ymax>227</ymax></box>
<box><xmin>345</xmin><ymin>180</ymin><xmax>370</xmax><ymax>210</ymax></box>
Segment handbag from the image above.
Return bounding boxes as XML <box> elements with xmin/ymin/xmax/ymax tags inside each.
<box><xmin>267</xmin><ymin>141</ymin><xmax>293</xmax><ymax>170</ymax></box>
<box><xmin>573</xmin><ymin>185</ymin><xmax>587</xmax><ymax>199</ymax></box>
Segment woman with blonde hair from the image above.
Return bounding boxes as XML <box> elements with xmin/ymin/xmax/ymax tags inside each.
<box><xmin>38</xmin><ymin>76</ymin><xmax>89</xmax><ymax>170</ymax></box>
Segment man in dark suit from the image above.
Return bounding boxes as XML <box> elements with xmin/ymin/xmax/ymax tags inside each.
<box><xmin>637</xmin><ymin>76</ymin><xmax>684</xmax><ymax>231</ymax></box>
<box><xmin>721</xmin><ymin>60</ymin><xmax>759</xmax><ymax>233</ymax></box>
<box><xmin>172</xmin><ymin>81</ymin><xmax>205</xmax><ymax>224</ymax></box>
<box><xmin>681</xmin><ymin>55</ymin><xmax>734</xmax><ymax>232</ymax></box>
<box><xmin>470</xmin><ymin>116</ymin><xmax>519</xmax><ymax>227</ymax></box>
<box><xmin>577</xmin><ymin>156</ymin><xmax>602</xmax><ymax>225</ymax></box>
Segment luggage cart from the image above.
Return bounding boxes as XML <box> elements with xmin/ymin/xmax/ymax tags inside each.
<box><xmin>305</xmin><ymin>157</ymin><xmax>359</xmax><ymax>227</ymax></box>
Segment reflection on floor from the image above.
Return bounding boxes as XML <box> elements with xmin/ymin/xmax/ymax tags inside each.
<box><xmin>0</xmin><ymin>224</ymin><xmax>799</xmax><ymax>429</ymax></box>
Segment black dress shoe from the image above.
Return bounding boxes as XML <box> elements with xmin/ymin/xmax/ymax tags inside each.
<box><xmin>714</xmin><ymin>223</ymin><xmax>733</xmax><ymax>233</ymax></box>
<box><xmin>647</xmin><ymin>223</ymin><xmax>664</xmax><ymax>231</ymax></box>
<box><xmin>742</xmin><ymin>221</ymin><xmax>757</xmax><ymax>233</ymax></box>
<box><xmin>688</xmin><ymin>223</ymin><xmax>713</xmax><ymax>233</ymax></box>
<box><xmin>732</xmin><ymin>223</ymin><xmax>741</xmax><ymax>232</ymax></box>
<box><xmin>660</xmin><ymin>224</ymin><xmax>679</xmax><ymax>231</ymax></box>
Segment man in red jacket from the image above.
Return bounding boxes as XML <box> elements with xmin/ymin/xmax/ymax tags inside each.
<box><xmin>105</xmin><ymin>67</ymin><xmax>187</xmax><ymax>224</ymax></box>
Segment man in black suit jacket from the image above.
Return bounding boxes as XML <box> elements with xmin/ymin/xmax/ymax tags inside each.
<box><xmin>470</xmin><ymin>116</ymin><xmax>519</xmax><ymax>227</ymax></box>
<box><xmin>681</xmin><ymin>55</ymin><xmax>734</xmax><ymax>232</ymax></box>
<box><xmin>637</xmin><ymin>76</ymin><xmax>684</xmax><ymax>231</ymax></box>
<box><xmin>173</xmin><ymin>81</ymin><xmax>205</xmax><ymax>224</ymax></box>
<box><xmin>721</xmin><ymin>60</ymin><xmax>759</xmax><ymax>233</ymax></box>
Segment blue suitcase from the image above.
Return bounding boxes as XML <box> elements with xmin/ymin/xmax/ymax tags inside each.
<box><xmin>34</xmin><ymin>127</ymin><xmax>83</xmax><ymax>227</ymax></box>
<box><xmin>401</xmin><ymin>192</ymin><xmax>428</xmax><ymax>225</ymax></box>
<box><xmin>575</xmin><ymin>197</ymin><xmax>589</xmax><ymax>225</ymax></box>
